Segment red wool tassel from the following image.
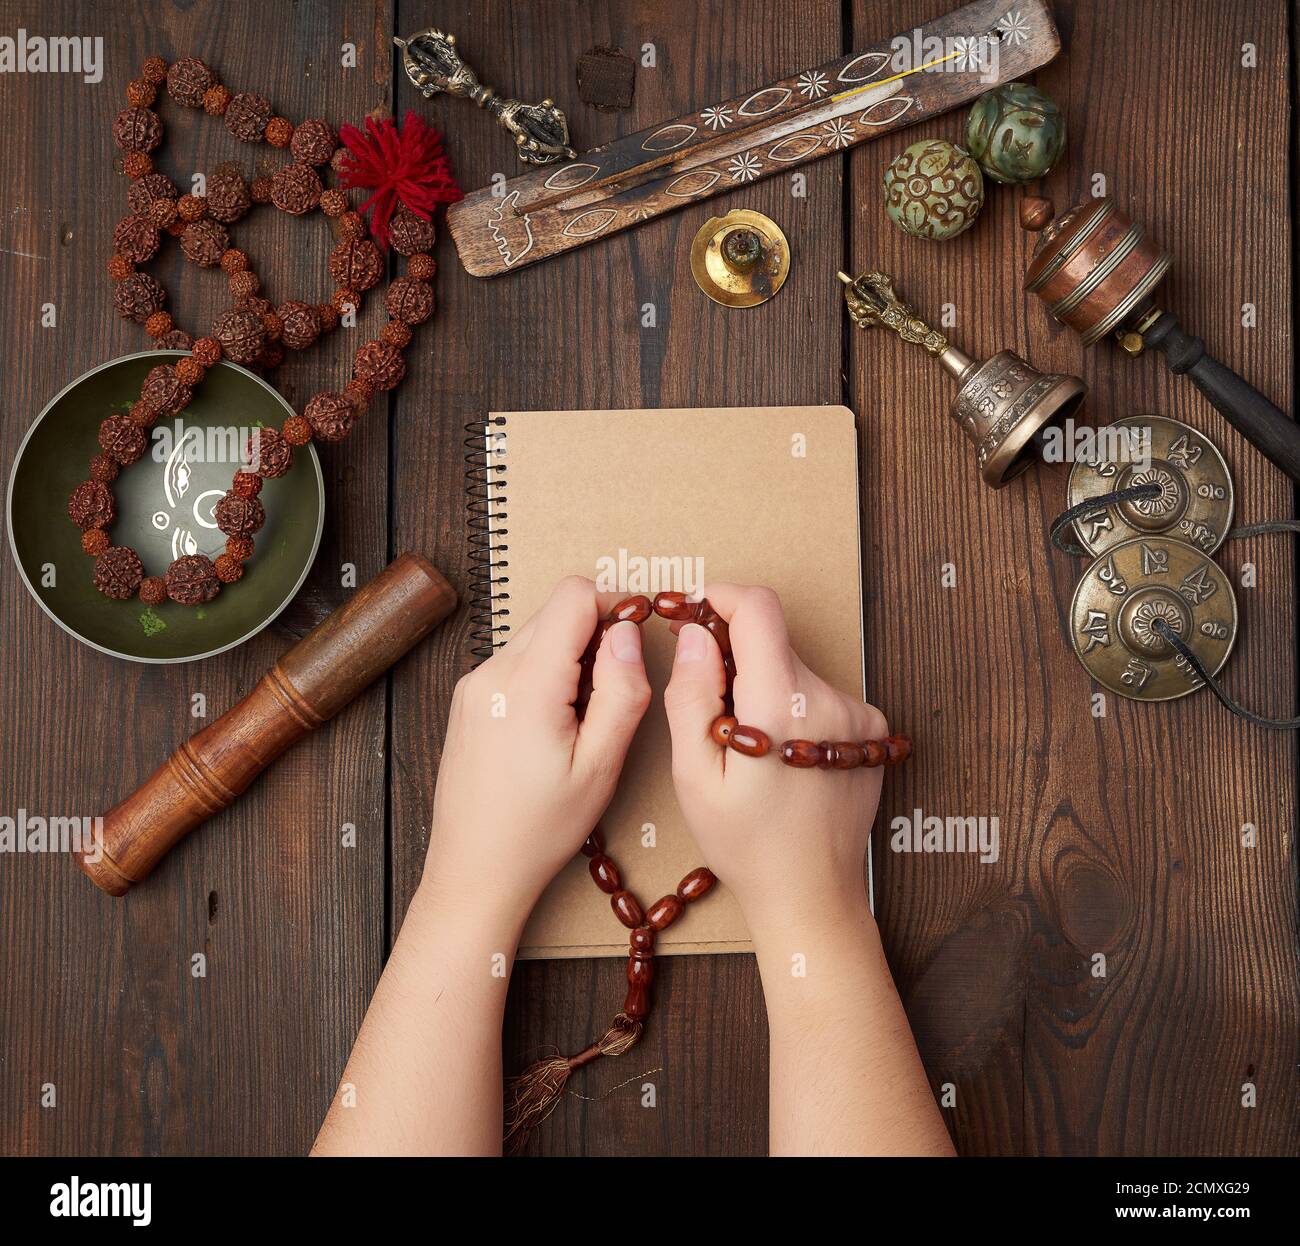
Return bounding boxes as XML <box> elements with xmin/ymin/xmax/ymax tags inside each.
<box><xmin>336</xmin><ymin>111</ymin><xmax>463</xmax><ymax>250</ymax></box>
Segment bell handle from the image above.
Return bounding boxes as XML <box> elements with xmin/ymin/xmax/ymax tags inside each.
<box><xmin>1142</xmin><ymin>311</ymin><xmax>1300</xmax><ymax>483</ymax></box>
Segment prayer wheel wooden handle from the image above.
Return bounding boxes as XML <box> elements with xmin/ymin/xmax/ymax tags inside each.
<box><xmin>74</xmin><ymin>553</ymin><xmax>458</xmax><ymax>895</ymax></box>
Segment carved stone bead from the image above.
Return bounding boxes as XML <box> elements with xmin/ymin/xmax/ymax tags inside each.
<box><xmin>883</xmin><ymin>138</ymin><xmax>984</xmax><ymax>241</ymax></box>
<box><xmin>225</xmin><ymin>91</ymin><xmax>272</xmax><ymax>142</ymax></box>
<box><xmin>113</xmin><ymin>106</ymin><xmax>162</xmax><ymax>152</ymax></box>
<box><xmin>180</xmin><ymin>218</ymin><xmax>229</xmax><ymax>267</ymax></box>
<box><xmin>68</xmin><ymin>480</ymin><xmax>116</xmax><ymax>530</ymax></box>
<box><xmin>386</xmin><ymin>275</ymin><xmax>434</xmax><ymax>325</ymax></box>
<box><xmin>387</xmin><ymin>204</ymin><xmax>436</xmax><ymax>256</ymax></box>
<box><xmin>277</xmin><ymin>300</ymin><xmax>321</xmax><ymax>350</ymax></box>
<box><xmin>329</xmin><ymin>239</ymin><xmax>383</xmax><ymax>291</ymax></box>
<box><xmin>166</xmin><ymin>56</ymin><xmax>214</xmax><ymax>107</ymax></box>
<box><xmin>113</xmin><ymin>214</ymin><xmax>160</xmax><ymax>263</ymax></box>
<box><xmin>165</xmin><ymin>553</ymin><xmax>220</xmax><ymax>604</ymax></box>
<box><xmin>271</xmin><ymin>161</ymin><xmax>323</xmax><ymax>215</ymax></box>
<box><xmin>94</xmin><ymin>546</ymin><xmax>145</xmax><ymax>599</ymax></box>
<box><xmin>214</xmin><ymin>491</ymin><xmax>266</xmax><ymax>537</ymax></box>
<box><xmin>113</xmin><ymin>272</ymin><xmax>165</xmax><ymax>322</ymax></box>
<box><xmin>303</xmin><ymin>391</ymin><xmax>355</xmax><ymax>442</ymax></box>
<box><xmin>212</xmin><ymin>306</ymin><xmax>267</xmax><ymax>365</ymax></box>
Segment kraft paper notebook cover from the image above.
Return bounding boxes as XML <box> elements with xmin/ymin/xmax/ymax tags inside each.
<box><xmin>476</xmin><ymin>406</ymin><xmax>864</xmax><ymax>960</ymax></box>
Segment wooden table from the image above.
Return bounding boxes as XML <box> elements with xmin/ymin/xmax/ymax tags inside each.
<box><xmin>2</xmin><ymin>0</ymin><xmax>1296</xmax><ymax>1157</ymax></box>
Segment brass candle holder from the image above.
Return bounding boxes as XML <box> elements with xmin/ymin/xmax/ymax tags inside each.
<box><xmin>838</xmin><ymin>269</ymin><xmax>1087</xmax><ymax>488</ymax></box>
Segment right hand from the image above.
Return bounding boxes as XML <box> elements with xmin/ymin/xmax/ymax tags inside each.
<box><xmin>662</xmin><ymin>584</ymin><xmax>890</xmax><ymax>927</ymax></box>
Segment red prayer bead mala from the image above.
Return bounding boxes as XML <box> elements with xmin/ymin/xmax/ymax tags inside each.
<box><xmin>72</xmin><ymin>57</ymin><xmax>460</xmax><ymax>605</ymax></box>
<box><xmin>504</xmin><ymin>590</ymin><xmax>912</xmax><ymax>1150</ymax></box>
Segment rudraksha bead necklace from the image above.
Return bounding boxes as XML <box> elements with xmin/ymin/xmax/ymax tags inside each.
<box><xmin>504</xmin><ymin>590</ymin><xmax>911</xmax><ymax>1150</ymax></box>
<box><xmin>73</xmin><ymin>57</ymin><xmax>460</xmax><ymax>606</ymax></box>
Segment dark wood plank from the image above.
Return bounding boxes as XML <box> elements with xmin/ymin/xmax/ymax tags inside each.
<box><xmin>0</xmin><ymin>0</ymin><xmax>392</xmax><ymax>1155</ymax></box>
<box><xmin>388</xmin><ymin>0</ymin><xmax>844</xmax><ymax>1155</ymax></box>
<box><xmin>850</xmin><ymin>0</ymin><xmax>1299</xmax><ymax>1155</ymax></box>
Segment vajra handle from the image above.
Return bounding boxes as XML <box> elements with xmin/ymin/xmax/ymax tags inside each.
<box><xmin>837</xmin><ymin>270</ymin><xmax>950</xmax><ymax>355</ymax></box>
<box><xmin>394</xmin><ymin>28</ymin><xmax>576</xmax><ymax>166</ymax></box>
<box><xmin>1142</xmin><ymin>311</ymin><xmax>1300</xmax><ymax>484</ymax></box>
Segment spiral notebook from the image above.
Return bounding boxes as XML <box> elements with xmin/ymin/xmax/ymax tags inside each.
<box><xmin>470</xmin><ymin>406</ymin><xmax>865</xmax><ymax>960</ymax></box>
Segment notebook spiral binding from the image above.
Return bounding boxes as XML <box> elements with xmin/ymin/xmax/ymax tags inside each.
<box><xmin>464</xmin><ymin>417</ymin><xmax>510</xmax><ymax>660</ymax></box>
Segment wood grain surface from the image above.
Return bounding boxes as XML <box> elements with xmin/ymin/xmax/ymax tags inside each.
<box><xmin>0</xmin><ymin>0</ymin><xmax>1295</xmax><ymax>1158</ymax></box>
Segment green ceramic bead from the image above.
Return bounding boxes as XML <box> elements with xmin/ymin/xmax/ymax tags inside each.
<box><xmin>964</xmin><ymin>81</ymin><xmax>1066</xmax><ymax>185</ymax></box>
<box><xmin>882</xmin><ymin>139</ymin><xmax>984</xmax><ymax>241</ymax></box>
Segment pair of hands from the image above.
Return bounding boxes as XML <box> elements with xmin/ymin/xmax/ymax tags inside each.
<box><xmin>426</xmin><ymin>576</ymin><xmax>889</xmax><ymax>932</ymax></box>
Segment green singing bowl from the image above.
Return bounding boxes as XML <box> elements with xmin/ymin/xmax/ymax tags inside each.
<box><xmin>7</xmin><ymin>351</ymin><xmax>324</xmax><ymax>663</ymax></box>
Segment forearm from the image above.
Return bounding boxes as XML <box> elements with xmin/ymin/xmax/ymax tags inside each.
<box><xmin>750</xmin><ymin>885</ymin><xmax>955</xmax><ymax>1157</ymax></box>
<box><xmin>311</xmin><ymin>878</ymin><xmax>530</xmax><ymax>1156</ymax></box>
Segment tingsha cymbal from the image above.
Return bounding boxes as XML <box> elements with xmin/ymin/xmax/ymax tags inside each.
<box><xmin>691</xmin><ymin>210</ymin><xmax>789</xmax><ymax>308</ymax></box>
<box><xmin>1070</xmin><ymin>535</ymin><xmax>1236</xmax><ymax>701</ymax></box>
<box><xmin>1066</xmin><ymin>416</ymin><xmax>1233</xmax><ymax>556</ymax></box>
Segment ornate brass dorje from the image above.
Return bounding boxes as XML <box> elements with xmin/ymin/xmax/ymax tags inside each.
<box><xmin>838</xmin><ymin>271</ymin><xmax>951</xmax><ymax>356</ymax></box>
<box><xmin>394</xmin><ymin>28</ymin><xmax>576</xmax><ymax>165</ymax></box>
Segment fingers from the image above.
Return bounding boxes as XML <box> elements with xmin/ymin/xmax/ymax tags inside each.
<box><xmin>514</xmin><ymin>575</ymin><xmax>601</xmax><ymax>714</ymax></box>
<box><xmin>663</xmin><ymin>622</ymin><xmax>728</xmax><ymax>787</ymax></box>
<box><xmin>575</xmin><ymin>621</ymin><xmax>652</xmax><ymax>779</ymax></box>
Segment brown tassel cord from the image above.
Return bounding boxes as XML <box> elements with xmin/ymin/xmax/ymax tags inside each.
<box><xmin>504</xmin><ymin>1012</ymin><xmax>642</xmax><ymax>1153</ymax></box>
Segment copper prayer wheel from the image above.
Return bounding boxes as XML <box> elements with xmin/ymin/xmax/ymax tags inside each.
<box><xmin>1024</xmin><ymin>198</ymin><xmax>1170</xmax><ymax>346</ymax></box>
<box><xmin>839</xmin><ymin>269</ymin><xmax>1087</xmax><ymax>488</ymax></box>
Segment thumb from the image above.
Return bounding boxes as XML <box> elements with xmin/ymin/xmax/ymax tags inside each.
<box><xmin>574</xmin><ymin>621</ymin><xmax>652</xmax><ymax>778</ymax></box>
<box><xmin>663</xmin><ymin>622</ymin><xmax>727</xmax><ymax>786</ymax></box>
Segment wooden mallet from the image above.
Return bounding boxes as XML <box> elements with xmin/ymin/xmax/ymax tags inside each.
<box><xmin>74</xmin><ymin>553</ymin><xmax>457</xmax><ymax>895</ymax></box>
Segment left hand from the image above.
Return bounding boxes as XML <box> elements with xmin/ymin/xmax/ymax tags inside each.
<box><xmin>425</xmin><ymin>575</ymin><xmax>652</xmax><ymax>914</ymax></box>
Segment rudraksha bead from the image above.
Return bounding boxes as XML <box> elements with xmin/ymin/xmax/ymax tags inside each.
<box><xmin>265</xmin><ymin>116</ymin><xmax>294</xmax><ymax>148</ymax></box>
<box><xmin>277</xmin><ymin>300</ymin><xmax>320</xmax><ymax>350</ymax></box>
<box><xmin>158</xmin><ymin>329</ymin><xmax>194</xmax><ymax>351</ymax></box>
<box><xmin>387</xmin><ymin>204</ymin><xmax>437</xmax><ymax>255</ymax></box>
<box><xmin>212</xmin><ymin>306</ymin><xmax>267</xmax><ymax>365</ymax></box>
<box><xmin>336</xmin><ymin>211</ymin><xmax>366</xmax><ymax>242</ymax></box>
<box><xmin>226</xmin><ymin>535</ymin><xmax>255</xmax><ymax>562</ymax></box>
<box><xmin>138</xmin><ymin>575</ymin><xmax>167</xmax><ymax>605</ymax></box>
<box><xmin>728</xmin><ymin>724</ymin><xmax>770</xmax><ymax>757</ymax></box>
<box><xmin>68</xmin><ymin>480</ymin><xmax>116</xmax><ymax>530</ymax></box>
<box><xmin>112</xmin><ymin>214</ymin><xmax>160</xmax><ymax>263</ymax></box>
<box><xmin>141</xmin><ymin>56</ymin><xmax>167</xmax><ymax>85</ymax></box>
<box><xmin>331</xmin><ymin>287</ymin><xmax>358</xmax><ymax>314</ymax></box>
<box><xmin>330</xmin><ymin>147</ymin><xmax>350</xmax><ymax>175</ymax></box>
<box><xmin>122</xmin><ymin>151</ymin><xmax>152</xmax><ymax>179</ymax></box>
<box><xmin>205</xmin><ymin>169</ymin><xmax>251</xmax><ymax>224</ymax></box>
<box><xmin>214</xmin><ymin>552</ymin><xmax>244</xmax><ymax>583</ymax></box>
<box><xmin>148</xmin><ymin>198</ymin><xmax>177</xmax><ymax>228</ymax></box>
<box><xmin>316</xmin><ymin>303</ymin><xmax>340</xmax><ymax>332</ymax></box>
<box><xmin>244</xmin><ymin>427</ymin><xmax>292</xmax><ymax>478</ymax></box>
<box><xmin>88</xmin><ymin>453</ymin><xmax>119</xmax><ymax>484</ymax></box>
<box><xmin>318</xmin><ymin>189</ymin><xmax>347</xmax><ymax>217</ymax></box>
<box><xmin>353</xmin><ymin>340</ymin><xmax>405</xmax><ymax>390</ymax></box>
<box><xmin>94</xmin><ymin>546</ymin><xmax>145</xmax><ymax>600</ymax></box>
<box><xmin>779</xmin><ymin>739</ymin><xmax>819</xmax><ymax>768</ymax></box>
<box><xmin>250</xmin><ymin>176</ymin><xmax>273</xmax><ymax>204</ymax></box>
<box><xmin>225</xmin><ymin>91</ymin><xmax>272</xmax><ymax>142</ymax></box>
<box><xmin>141</xmin><ymin>364</ymin><xmax>192</xmax><ymax>416</ymax></box>
<box><xmin>589</xmin><ymin>855</ymin><xmax>620</xmax><ymax>893</ymax></box>
<box><xmin>165</xmin><ymin>553</ymin><xmax>220</xmax><ymax>604</ymax></box>
<box><xmin>711</xmin><ymin>715</ymin><xmax>737</xmax><ymax>747</ymax></box>
<box><xmin>144</xmin><ymin>311</ymin><xmax>172</xmax><ymax>339</ymax></box>
<box><xmin>129</xmin><ymin>400</ymin><xmax>157</xmax><ymax>427</ymax></box>
<box><xmin>165</xmin><ymin>56</ymin><xmax>214</xmax><ymax>107</ymax></box>
<box><xmin>290</xmin><ymin>118</ymin><xmax>336</xmax><ymax>166</ymax></box>
<box><xmin>611</xmin><ymin>890</ymin><xmax>644</xmax><ymax>929</ymax></box>
<box><xmin>174</xmin><ymin>356</ymin><xmax>205</xmax><ymax>386</ymax></box>
<box><xmin>98</xmin><ymin>415</ymin><xmax>147</xmax><ymax>464</ymax></box>
<box><xmin>180</xmin><ymin>218</ymin><xmax>228</xmax><ymax>267</ymax></box>
<box><xmin>281</xmin><ymin>415</ymin><xmax>312</xmax><ymax>446</ymax></box>
<box><xmin>107</xmin><ymin>253</ymin><xmax>133</xmax><ymax>281</ymax></box>
<box><xmin>126</xmin><ymin>78</ymin><xmax>156</xmax><ymax>108</ymax></box>
<box><xmin>407</xmin><ymin>253</ymin><xmax>436</xmax><ymax>280</ymax></box>
<box><xmin>343</xmin><ymin>377</ymin><xmax>374</xmax><ymax>406</ymax></box>
<box><xmin>126</xmin><ymin>172</ymin><xmax>176</xmax><ymax>214</ymax></box>
<box><xmin>258</xmin><ymin>343</ymin><xmax>285</xmax><ymax>370</ymax></box>
<box><xmin>113</xmin><ymin>106</ymin><xmax>162</xmax><ymax>152</ymax></box>
<box><xmin>192</xmin><ymin>336</ymin><xmax>222</xmax><ymax>367</ymax></box>
<box><xmin>220</xmin><ymin>248</ymin><xmax>249</xmax><ymax>275</ymax></box>
<box><xmin>231</xmin><ymin>471</ymin><xmax>262</xmax><ymax>498</ymax></box>
<box><xmin>329</xmin><ymin>239</ymin><xmax>382</xmax><ymax>291</ymax></box>
<box><xmin>677</xmin><ymin>868</ymin><xmax>716</xmax><ymax>903</ymax></box>
<box><xmin>214</xmin><ymin>491</ymin><xmax>265</xmax><ymax>537</ymax></box>
<box><xmin>645</xmin><ymin>894</ymin><xmax>684</xmax><ymax>931</ymax></box>
<box><xmin>303</xmin><ymin>391</ymin><xmax>354</xmax><ymax>441</ymax></box>
<box><xmin>229</xmin><ymin>270</ymin><xmax>260</xmax><ymax>300</ymax></box>
<box><xmin>382</xmin><ymin>320</ymin><xmax>412</xmax><ymax>349</ymax></box>
<box><xmin>386</xmin><ymin>275</ymin><xmax>434</xmax><ymax>325</ymax></box>
<box><xmin>203</xmin><ymin>84</ymin><xmax>232</xmax><ymax>116</ymax></box>
<box><xmin>176</xmin><ymin>194</ymin><xmax>206</xmax><ymax>222</ymax></box>
<box><xmin>271</xmin><ymin>161</ymin><xmax>322</xmax><ymax>216</ymax></box>
<box><xmin>81</xmin><ymin>529</ymin><xmax>111</xmax><ymax>557</ymax></box>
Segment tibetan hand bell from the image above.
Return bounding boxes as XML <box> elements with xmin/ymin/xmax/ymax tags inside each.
<box><xmin>1024</xmin><ymin>197</ymin><xmax>1300</xmax><ymax>483</ymax></box>
<box><xmin>838</xmin><ymin>269</ymin><xmax>1086</xmax><ymax>487</ymax></box>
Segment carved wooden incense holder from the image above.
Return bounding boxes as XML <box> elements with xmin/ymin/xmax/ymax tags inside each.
<box><xmin>75</xmin><ymin>553</ymin><xmax>457</xmax><ymax>895</ymax></box>
<box><xmin>447</xmin><ymin>0</ymin><xmax>1062</xmax><ymax>275</ymax></box>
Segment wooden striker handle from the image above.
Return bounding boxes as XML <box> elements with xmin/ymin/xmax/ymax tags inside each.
<box><xmin>75</xmin><ymin>553</ymin><xmax>458</xmax><ymax>895</ymax></box>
